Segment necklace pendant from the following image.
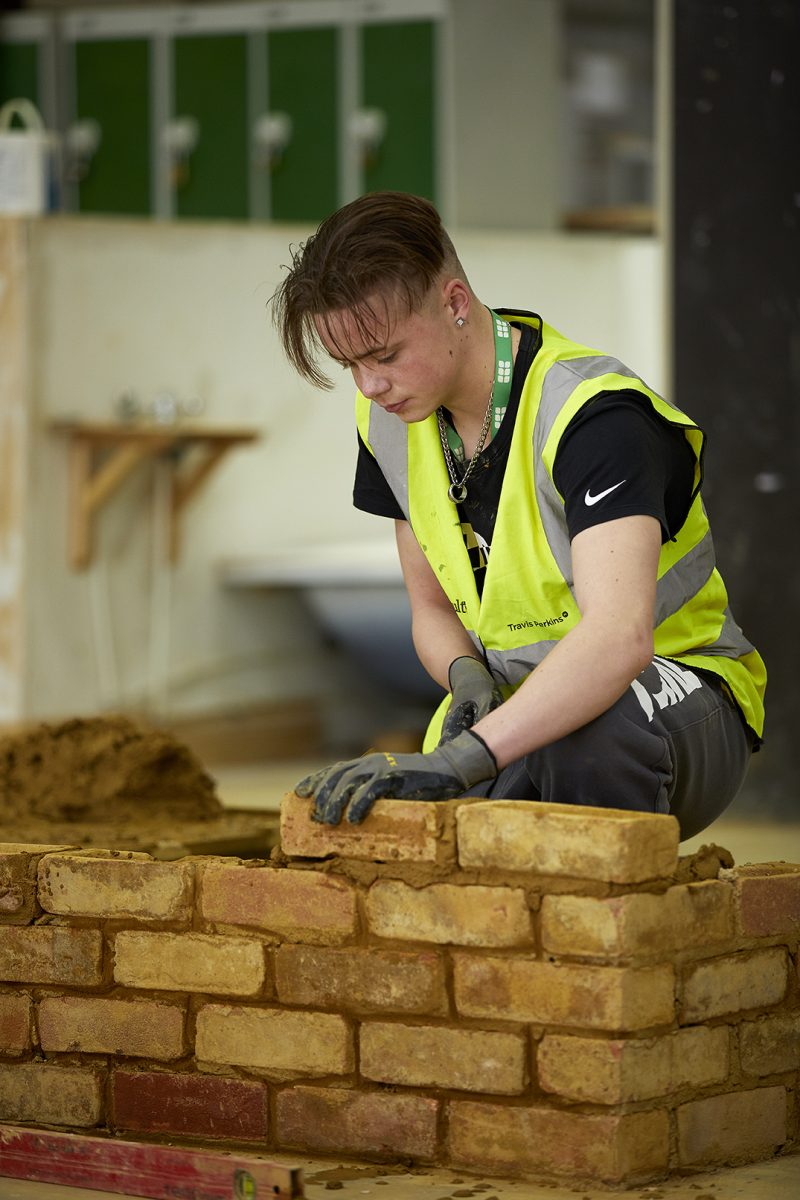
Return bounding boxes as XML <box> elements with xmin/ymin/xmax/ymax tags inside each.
<box><xmin>448</xmin><ymin>481</ymin><xmax>468</xmax><ymax>504</ymax></box>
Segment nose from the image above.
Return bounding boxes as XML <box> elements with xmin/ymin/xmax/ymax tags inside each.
<box><xmin>354</xmin><ymin>364</ymin><xmax>390</xmax><ymax>399</ymax></box>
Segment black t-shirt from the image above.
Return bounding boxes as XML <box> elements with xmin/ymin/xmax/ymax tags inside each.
<box><xmin>353</xmin><ymin>314</ymin><xmax>697</xmax><ymax>593</ymax></box>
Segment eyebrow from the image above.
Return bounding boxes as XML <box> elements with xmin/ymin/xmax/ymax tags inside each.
<box><xmin>330</xmin><ymin>342</ymin><xmax>391</xmax><ymax>366</ymax></box>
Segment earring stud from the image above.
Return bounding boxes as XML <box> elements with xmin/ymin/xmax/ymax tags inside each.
<box><xmin>455</xmin><ymin>317</ymin><xmax>465</xmax><ymax>327</ymax></box>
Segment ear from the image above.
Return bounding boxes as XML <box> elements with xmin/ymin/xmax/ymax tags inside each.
<box><xmin>441</xmin><ymin>276</ymin><xmax>471</xmax><ymax>325</ymax></box>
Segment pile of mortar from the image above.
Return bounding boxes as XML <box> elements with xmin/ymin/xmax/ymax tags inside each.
<box><xmin>0</xmin><ymin>715</ymin><xmax>278</xmax><ymax>858</ymax></box>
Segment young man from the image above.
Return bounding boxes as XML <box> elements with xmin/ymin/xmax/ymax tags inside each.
<box><xmin>273</xmin><ymin>191</ymin><xmax>765</xmax><ymax>837</ymax></box>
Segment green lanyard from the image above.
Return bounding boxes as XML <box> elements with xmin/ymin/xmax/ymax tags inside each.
<box><xmin>445</xmin><ymin>310</ymin><xmax>513</xmax><ymax>464</ymax></box>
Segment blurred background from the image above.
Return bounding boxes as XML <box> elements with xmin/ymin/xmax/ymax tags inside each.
<box><xmin>0</xmin><ymin>0</ymin><xmax>797</xmax><ymax>851</ymax></box>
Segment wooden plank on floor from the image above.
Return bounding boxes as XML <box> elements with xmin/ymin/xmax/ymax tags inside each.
<box><xmin>0</xmin><ymin>1126</ymin><xmax>304</xmax><ymax>1199</ymax></box>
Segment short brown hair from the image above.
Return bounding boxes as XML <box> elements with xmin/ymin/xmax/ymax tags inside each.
<box><xmin>272</xmin><ymin>191</ymin><xmax>462</xmax><ymax>388</ymax></box>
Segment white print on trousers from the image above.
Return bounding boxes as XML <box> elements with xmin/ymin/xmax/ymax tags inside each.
<box><xmin>630</xmin><ymin>656</ymin><xmax>702</xmax><ymax>722</ymax></box>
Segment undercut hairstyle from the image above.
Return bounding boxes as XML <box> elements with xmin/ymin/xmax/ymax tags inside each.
<box><xmin>272</xmin><ymin>191</ymin><xmax>466</xmax><ymax>388</ymax></box>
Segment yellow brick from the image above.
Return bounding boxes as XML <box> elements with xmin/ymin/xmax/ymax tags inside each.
<box><xmin>38</xmin><ymin>852</ymin><xmax>194</xmax><ymax>921</ymax></box>
<box><xmin>456</xmin><ymin>801</ymin><xmax>679</xmax><ymax>883</ymax></box>
<box><xmin>0</xmin><ymin>1063</ymin><xmax>103</xmax><ymax>1126</ymax></box>
<box><xmin>677</xmin><ymin>1087</ymin><xmax>787</xmax><ymax>1166</ymax></box>
<box><xmin>114</xmin><ymin>931</ymin><xmax>265</xmax><ymax>996</ymax></box>
<box><xmin>196</xmin><ymin>1004</ymin><xmax>353</xmax><ymax>1075</ymax></box>
<box><xmin>681</xmin><ymin>948</ymin><xmax>788</xmax><ymax>1022</ymax></box>
<box><xmin>448</xmin><ymin>1101</ymin><xmax>669</xmax><ymax>1183</ymax></box>
<box><xmin>366</xmin><ymin>880</ymin><xmax>532</xmax><ymax>947</ymax></box>
<box><xmin>541</xmin><ymin>881</ymin><xmax>733</xmax><ymax>959</ymax></box>
<box><xmin>454</xmin><ymin>955</ymin><xmax>675</xmax><ymax>1031</ymax></box>
<box><xmin>360</xmin><ymin>1021</ymin><xmax>526</xmax><ymax>1094</ymax></box>
<box><xmin>539</xmin><ymin>1025</ymin><xmax>730</xmax><ymax>1103</ymax></box>
<box><xmin>740</xmin><ymin>1015</ymin><xmax>800</xmax><ymax>1077</ymax></box>
<box><xmin>281</xmin><ymin>791</ymin><xmax>453</xmax><ymax>864</ymax></box>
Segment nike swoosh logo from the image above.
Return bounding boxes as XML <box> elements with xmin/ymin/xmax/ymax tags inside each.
<box><xmin>585</xmin><ymin>479</ymin><xmax>626</xmax><ymax>506</ymax></box>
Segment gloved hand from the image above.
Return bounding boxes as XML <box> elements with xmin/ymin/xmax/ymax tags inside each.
<box><xmin>439</xmin><ymin>656</ymin><xmax>504</xmax><ymax>744</ymax></box>
<box><xmin>295</xmin><ymin>729</ymin><xmax>498</xmax><ymax>825</ymax></box>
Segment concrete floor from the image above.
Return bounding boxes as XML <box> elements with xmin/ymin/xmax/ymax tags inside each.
<box><xmin>3</xmin><ymin>760</ymin><xmax>796</xmax><ymax>1200</ymax></box>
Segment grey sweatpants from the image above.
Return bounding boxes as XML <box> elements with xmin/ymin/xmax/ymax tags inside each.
<box><xmin>467</xmin><ymin>656</ymin><xmax>755</xmax><ymax>841</ymax></box>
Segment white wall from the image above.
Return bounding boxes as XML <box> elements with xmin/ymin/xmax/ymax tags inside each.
<box><xmin>24</xmin><ymin>215</ymin><xmax>663</xmax><ymax>723</ymax></box>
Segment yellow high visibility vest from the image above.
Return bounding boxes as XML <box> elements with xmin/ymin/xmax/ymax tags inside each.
<box><xmin>356</xmin><ymin>314</ymin><xmax>766</xmax><ymax>745</ymax></box>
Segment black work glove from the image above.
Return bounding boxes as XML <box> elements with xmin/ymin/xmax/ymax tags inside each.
<box><xmin>295</xmin><ymin>729</ymin><xmax>498</xmax><ymax>826</ymax></box>
<box><xmin>439</xmin><ymin>656</ymin><xmax>504</xmax><ymax>744</ymax></box>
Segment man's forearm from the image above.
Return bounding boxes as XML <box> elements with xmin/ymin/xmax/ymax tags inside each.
<box><xmin>411</xmin><ymin>604</ymin><xmax>481</xmax><ymax>690</ymax></box>
<box><xmin>472</xmin><ymin>613</ymin><xmax>653</xmax><ymax>769</ymax></box>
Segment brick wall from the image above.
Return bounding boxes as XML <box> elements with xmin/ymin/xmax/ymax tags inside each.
<box><xmin>1</xmin><ymin>799</ymin><xmax>798</xmax><ymax>1187</ymax></box>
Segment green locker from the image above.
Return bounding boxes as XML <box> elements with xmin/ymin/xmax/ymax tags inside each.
<box><xmin>0</xmin><ymin>40</ymin><xmax>39</xmax><ymax>110</ymax></box>
<box><xmin>267</xmin><ymin>26</ymin><xmax>339</xmax><ymax>223</ymax></box>
<box><xmin>173</xmin><ymin>34</ymin><xmax>248</xmax><ymax>220</ymax></box>
<box><xmin>74</xmin><ymin>38</ymin><xmax>150</xmax><ymax>215</ymax></box>
<box><xmin>361</xmin><ymin>21</ymin><xmax>436</xmax><ymax>202</ymax></box>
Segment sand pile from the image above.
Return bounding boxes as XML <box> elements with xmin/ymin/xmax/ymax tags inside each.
<box><xmin>0</xmin><ymin>716</ymin><xmax>277</xmax><ymax>857</ymax></box>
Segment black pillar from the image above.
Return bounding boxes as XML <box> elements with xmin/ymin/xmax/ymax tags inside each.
<box><xmin>672</xmin><ymin>0</ymin><xmax>800</xmax><ymax>815</ymax></box>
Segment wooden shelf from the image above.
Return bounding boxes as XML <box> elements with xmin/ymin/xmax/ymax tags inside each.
<box><xmin>50</xmin><ymin>421</ymin><xmax>260</xmax><ymax>569</ymax></box>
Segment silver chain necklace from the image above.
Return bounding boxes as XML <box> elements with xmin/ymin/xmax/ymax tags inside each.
<box><xmin>436</xmin><ymin>387</ymin><xmax>494</xmax><ymax>505</ymax></box>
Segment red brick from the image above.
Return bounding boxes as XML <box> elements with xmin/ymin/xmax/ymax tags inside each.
<box><xmin>38</xmin><ymin>995</ymin><xmax>185</xmax><ymax>1059</ymax></box>
<box><xmin>275</xmin><ymin>944</ymin><xmax>447</xmax><ymax>1015</ymax></box>
<box><xmin>0</xmin><ymin>926</ymin><xmax>103</xmax><ymax>986</ymax></box>
<box><xmin>113</xmin><ymin>1069</ymin><xmax>267</xmax><ymax>1140</ymax></box>
<box><xmin>200</xmin><ymin>863</ymin><xmax>358</xmax><ymax>944</ymax></box>
<box><xmin>0</xmin><ymin>1063</ymin><xmax>103</xmax><ymax>1126</ymax></box>
<box><xmin>281</xmin><ymin>791</ymin><xmax>454</xmax><ymax>864</ymax></box>
<box><xmin>197</xmin><ymin>1004</ymin><xmax>353</xmax><ymax>1075</ymax></box>
<box><xmin>454</xmin><ymin>954</ymin><xmax>675</xmax><ymax>1031</ymax></box>
<box><xmin>0</xmin><ymin>993</ymin><xmax>30</xmax><ymax>1054</ymax></box>
<box><xmin>38</xmin><ymin>852</ymin><xmax>194</xmax><ymax>922</ymax></box>
<box><xmin>447</xmin><ymin>1101</ymin><xmax>669</xmax><ymax>1183</ymax></box>
<box><xmin>677</xmin><ymin>1086</ymin><xmax>787</xmax><ymax>1166</ymax></box>
<box><xmin>739</xmin><ymin>1015</ymin><xmax>800</xmax><ymax>1077</ymax></box>
<box><xmin>360</xmin><ymin>1021</ymin><xmax>526</xmax><ymax>1093</ymax></box>
<box><xmin>276</xmin><ymin>1085</ymin><xmax>438</xmax><ymax>1160</ymax></box>
<box><xmin>726</xmin><ymin>864</ymin><xmax>800</xmax><ymax>938</ymax></box>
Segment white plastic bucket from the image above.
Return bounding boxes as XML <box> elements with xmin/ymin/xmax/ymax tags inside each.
<box><xmin>0</xmin><ymin>98</ymin><xmax>57</xmax><ymax>215</ymax></box>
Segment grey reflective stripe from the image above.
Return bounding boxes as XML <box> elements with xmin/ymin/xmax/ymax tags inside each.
<box><xmin>368</xmin><ymin>403</ymin><xmax>410</xmax><ymax>519</ymax></box>
<box><xmin>485</xmin><ymin>642</ymin><xmax>558</xmax><ymax>686</ymax></box>
<box><xmin>654</xmin><ymin>529</ymin><xmax>716</xmax><ymax>625</ymax></box>
<box><xmin>687</xmin><ymin>606</ymin><xmax>756</xmax><ymax>661</ymax></box>
<box><xmin>533</xmin><ymin>353</ymin><xmax>713</xmax><ymax>626</ymax></box>
<box><xmin>466</xmin><ymin>630</ymin><xmax>554</xmax><ymax>686</ymax></box>
<box><xmin>533</xmin><ymin>355</ymin><xmax>643</xmax><ymax>587</ymax></box>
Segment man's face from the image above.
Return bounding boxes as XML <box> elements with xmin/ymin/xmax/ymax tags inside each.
<box><xmin>314</xmin><ymin>284</ymin><xmax>461</xmax><ymax>423</ymax></box>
